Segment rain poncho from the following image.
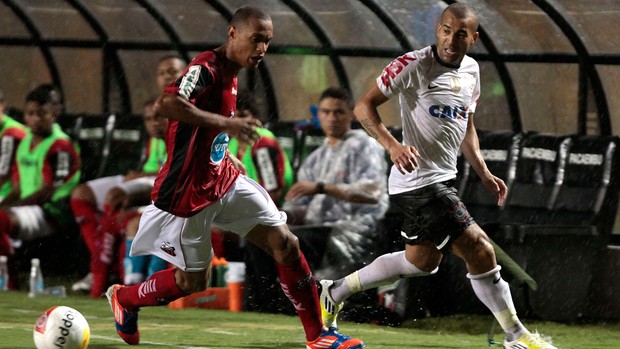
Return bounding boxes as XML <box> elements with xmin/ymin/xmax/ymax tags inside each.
<box><xmin>284</xmin><ymin>129</ymin><xmax>389</xmax><ymax>279</ymax></box>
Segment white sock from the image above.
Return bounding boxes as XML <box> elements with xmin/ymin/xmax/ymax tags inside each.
<box><xmin>331</xmin><ymin>251</ymin><xmax>436</xmax><ymax>303</ymax></box>
<box><xmin>468</xmin><ymin>266</ymin><xmax>527</xmax><ymax>341</ymax></box>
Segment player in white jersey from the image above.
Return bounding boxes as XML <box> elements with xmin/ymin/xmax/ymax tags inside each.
<box><xmin>318</xmin><ymin>4</ymin><xmax>557</xmax><ymax>349</ymax></box>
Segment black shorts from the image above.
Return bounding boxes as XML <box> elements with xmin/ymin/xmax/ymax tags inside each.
<box><xmin>390</xmin><ymin>180</ymin><xmax>475</xmax><ymax>251</ymax></box>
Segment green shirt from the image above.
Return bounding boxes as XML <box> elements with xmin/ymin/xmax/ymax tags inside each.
<box><xmin>228</xmin><ymin>127</ymin><xmax>294</xmax><ymax>205</ymax></box>
<box><xmin>142</xmin><ymin>137</ymin><xmax>167</xmax><ymax>174</ymax></box>
<box><xmin>16</xmin><ymin>123</ymin><xmax>80</xmax><ymax>202</ymax></box>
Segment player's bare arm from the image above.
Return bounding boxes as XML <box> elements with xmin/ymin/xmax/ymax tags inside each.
<box><xmin>355</xmin><ymin>84</ymin><xmax>420</xmax><ymax>174</ymax></box>
<box><xmin>155</xmin><ymin>93</ymin><xmax>259</xmax><ymax>144</ymax></box>
<box><xmin>460</xmin><ymin>114</ymin><xmax>507</xmax><ymax>206</ymax></box>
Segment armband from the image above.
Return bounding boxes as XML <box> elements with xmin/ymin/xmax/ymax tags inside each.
<box><xmin>317</xmin><ymin>182</ymin><xmax>325</xmax><ymax>194</ymax></box>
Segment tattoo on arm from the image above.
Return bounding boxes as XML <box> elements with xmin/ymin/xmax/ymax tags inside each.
<box><xmin>361</xmin><ymin>119</ymin><xmax>379</xmax><ymax>139</ymax></box>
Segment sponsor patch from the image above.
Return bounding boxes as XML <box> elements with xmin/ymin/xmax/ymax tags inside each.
<box><xmin>210</xmin><ymin>132</ymin><xmax>230</xmax><ymax>165</ymax></box>
<box><xmin>179</xmin><ymin>65</ymin><xmax>201</xmax><ymax>99</ymax></box>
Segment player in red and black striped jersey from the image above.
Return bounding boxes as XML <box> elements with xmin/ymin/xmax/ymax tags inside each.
<box><xmin>105</xmin><ymin>6</ymin><xmax>364</xmax><ymax>349</ymax></box>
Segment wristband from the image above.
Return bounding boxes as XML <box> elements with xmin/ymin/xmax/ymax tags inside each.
<box><xmin>317</xmin><ymin>182</ymin><xmax>325</xmax><ymax>194</ymax></box>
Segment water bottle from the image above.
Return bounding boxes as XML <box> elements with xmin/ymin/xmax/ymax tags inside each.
<box><xmin>0</xmin><ymin>255</ymin><xmax>8</xmax><ymax>291</ymax></box>
<box><xmin>28</xmin><ymin>258</ymin><xmax>44</xmax><ymax>298</ymax></box>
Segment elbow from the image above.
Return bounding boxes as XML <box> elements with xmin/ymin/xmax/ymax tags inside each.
<box><xmin>154</xmin><ymin>93</ymin><xmax>177</xmax><ymax>118</ymax></box>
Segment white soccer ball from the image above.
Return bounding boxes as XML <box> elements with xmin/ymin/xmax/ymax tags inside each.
<box><xmin>33</xmin><ymin>306</ymin><xmax>90</xmax><ymax>349</ymax></box>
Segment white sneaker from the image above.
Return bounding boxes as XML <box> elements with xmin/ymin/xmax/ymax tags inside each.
<box><xmin>319</xmin><ymin>280</ymin><xmax>344</xmax><ymax>329</ymax></box>
<box><xmin>71</xmin><ymin>272</ymin><xmax>93</xmax><ymax>292</ymax></box>
<box><xmin>504</xmin><ymin>331</ymin><xmax>557</xmax><ymax>349</ymax></box>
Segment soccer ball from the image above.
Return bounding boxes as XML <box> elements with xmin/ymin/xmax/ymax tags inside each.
<box><xmin>33</xmin><ymin>306</ymin><xmax>90</xmax><ymax>349</ymax></box>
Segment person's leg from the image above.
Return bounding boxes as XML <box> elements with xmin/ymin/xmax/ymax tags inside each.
<box><xmin>71</xmin><ymin>177</ymin><xmax>123</xmax><ymax>292</ymax></box>
<box><xmin>123</xmin><ymin>214</ymin><xmax>148</xmax><ymax>285</ymax></box>
<box><xmin>106</xmin><ymin>204</ymin><xmax>215</xmax><ymax>345</ymax></box>
<box><xmin>452</xmin><ymin>224</ymin><xmax>557</xmax><ymax>348</ymax></box>
<box><xmin>0</xmin><ymin>210</ymin><xmax>18</xmax><ymax>289</ymax></box>
<box><xmin>329</xmin><ymin>242</ymin><xmax>441</xmax><ymax>305</ymax></box>
<box><xmin>70</xmin><ymin>184</ymin><xmax>100</xmax><ymax>261</ymax></box>
<box><xmin>245</xmin><ymin>224</ymin><xmax>322</xmax><ymax>340</ymax></box>
<box><xmin>451</xmin><ymin>224</ymin><xmax>527</xmax><ymax>341</ymax></box>
<box><xmin>219</xmin><ymin>176</ymin><xmax>363</xmax><ymax>348</ymax></box>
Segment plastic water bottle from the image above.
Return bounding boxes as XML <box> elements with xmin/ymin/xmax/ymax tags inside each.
<box><xmin>0</xmin><ymin>255</ymin><xmax>8</xmax><ymax>291</ymax></box>
<box><xmin>28</xmin><ymin>258</ymin><xmax>44</xmax><ymax>297</ymax></box>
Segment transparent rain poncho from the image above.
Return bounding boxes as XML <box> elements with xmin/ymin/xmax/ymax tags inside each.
<box><xmin>284</xmin><ymin>129</ymin><xmax>389</xmax><ymax>279</ymax></box>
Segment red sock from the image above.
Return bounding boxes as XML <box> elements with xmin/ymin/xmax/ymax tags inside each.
<box><xmin>117</xmin><ymin>268</ymin><xmax>187</xmax><ymax>311</ymax></box>
<box><xmin>70</xmin><ymin>198</ymin><xmax>100</xmax><ymax>253</ymax></box>
<box><xmin>89</xmin><ymin>212</ymin><xmax>123</xmax><ymax>297</ymax></box>
<box><xmin>0</xmin><ymin>210</ymin><xmax>15</xmax><ymax>256</ymax></box>
<box><xmin>0</xmin><ymin>211</ymin><xmax>17</xmax><ymax>289</ymax></box>
<box><xmin>277</xmin><ymin>252</ymin><xmax>323</xmax><ymax>341</ymax></box>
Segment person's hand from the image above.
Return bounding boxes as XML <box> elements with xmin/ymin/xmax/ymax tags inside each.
<box><xmin>482</xmin><ymin>175</ymin><xmax>507</xmax><ymax>206</ymax></box>
<box><xmin>227</xmin><ymin>117</ymin><xmax>261</xmax><ymax>145</ymax></box>
<box><xmin>285</xmin><ymin>181</ymin><xmax>321</xmax><ymax>201</ymax></box>
<box><xmin>388</xmin><ymin>144</ymin><xmax>420</xmax><ymax>174</ymax></box>
<box><xmin>227</xmin><ymin>151</ymin><xmax>246</xmax><ymax>175</ymax></box>
<box><xmin>123</xmin><ymin>170</ymin><xmax>143</xmax><ymax>181</ymax></box>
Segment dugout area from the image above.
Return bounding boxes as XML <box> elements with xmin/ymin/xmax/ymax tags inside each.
<box><xmin>1</xmin><ymin>0</ymin><xmax>620</xmax><ymax>324</ymax></box>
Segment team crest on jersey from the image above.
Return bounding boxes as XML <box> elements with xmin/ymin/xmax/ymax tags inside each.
<box><xmin>449</xmin><ymin>76</ymin><xmax>461</xmax><ymax>93</ymax></box>
<box><xmin>210</xmin><ymin>132</ymin><xmax>230</xmax><ymax>165</ymax></box>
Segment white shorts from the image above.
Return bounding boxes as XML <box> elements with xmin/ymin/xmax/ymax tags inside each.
<box><xmin>9</xmin><ymin>205</ymin><xmax>54</xmax><ymax>241</ymax></box>
<box><xmin>130</xmin><ymin>175</ymin><xmax>287</xmax><ymax>272</ymax></box>
<box><xmin>87</xmin><ymin>175</ymin><xmax>156</xmax><ymax>211</ymax></box>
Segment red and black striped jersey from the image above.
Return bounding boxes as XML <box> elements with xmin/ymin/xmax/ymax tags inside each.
<box><xmin>152</xmin><ymin>50</ymin><xmax>239</xmax><ymax>217</ymax></box>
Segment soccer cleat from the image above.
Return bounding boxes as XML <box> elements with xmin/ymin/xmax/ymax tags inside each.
<box><xmin>106</xmin><ymin>284</ymin><xmax>140</xmax><ymax>345</ymax></box>
<box><xmin>71</xmin><ymin>272</ymin><xmax>93</xmax><ymax>292</ymax></box>
<box><xmin>319</xmin><ymin>280</ymin><xmax>344</xmax><ymax>329</ymax></box>
<box><xmin>306</xmin><ymin>328</ymin><xmax>365</xmax><ymax>349</ymax></box>
<box><xmin>504</xmin><ymin>331</ymin><xmax>557</xmax><ymax>349</ymax></box>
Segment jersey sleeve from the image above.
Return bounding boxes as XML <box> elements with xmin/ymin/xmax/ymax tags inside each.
<box><xmin>44</xmin><ymin>139</ymin><xmax>80</xmax><ymax>187</ymax></box>
<box><xmin>0</xmin><ymin>132</ymin><xmax>23</xmax><ymax>177</ymax></box>
<box><xmin>166</xmin><ymin>64</ymin><xmax>214</xmax><ymax>101</ymax></box>
<box><xmin>376</xmin><ymin>51</ymin><xmax>420</xmax><ymax>98</ymax></box>
<box><xmin>468</xmin><ymin>63</ymin><xmax>481</xmax><ymax>115</ymax></box>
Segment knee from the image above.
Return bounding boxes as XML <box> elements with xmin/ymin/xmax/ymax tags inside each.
<box><xmin>125</xmin><ymin>216</ymin><xmax>140</xmax><ymax>239</ymax></box>
<box><xmin>462</xmin><ymin>233</ymin><xmax>496</xmax><ymax>266</ymax></box>
<box><xmin>71</xmin><ymin>184</ymin><xmax>95</xmax><ymax>203</ymax></box>
<box><xmin>175</xmin><ymin>270</ymin><xmax>208</xmax><ymax>294</ymax></box>
<box><xmin>270</xmin><ymin>231</ymin><xmax>301</xmax><ymax>265</ymax></box>
<box><xmin>104</xmin><ymin>187</ymin><xmax>128</xmax><ymax>211</ymax></box>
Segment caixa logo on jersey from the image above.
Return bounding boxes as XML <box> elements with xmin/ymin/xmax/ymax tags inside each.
<box><xmin>429</xmin><ymin>105</ymin><xmax>468</xmax><ymax>120</ymax></box>
<box><xmin>210</xmin><ymin>132</ymin><xmax>230</xmax><ymax>165</ymax></box>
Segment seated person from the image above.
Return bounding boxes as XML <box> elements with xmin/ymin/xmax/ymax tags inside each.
<box><xmin>70</xmin><ymin>55</ymin><xmax>184</xmax><ymax>296</ymax></box>
<box><xmin>283</xmin><ymin>87</ymin><xmax>389</xmax><ymax>280</ymax></box>
<box><xmin>70</xmin><ymin>98</ymin><xmax>169</xmax><ymax>297</ymax></box>
<box><xmin>222</xmin><ymin>91</ymin><xmax>295</xmax><ymax>313</ymax></box>
<box><xmin>0</xmin><ymin>89</ymin><xmax>27</xmax><ymax>202</ymax></box>
<box><xmin>0</xmin><ymin>84</ymin><xmax>81</xmax><ymax>288</ymax></box>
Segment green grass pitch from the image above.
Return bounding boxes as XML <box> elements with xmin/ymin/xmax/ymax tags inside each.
<box><xmin>0</xmin><ymin>291</ymin><xmax>618</xmax><ymax>348</ymax></box>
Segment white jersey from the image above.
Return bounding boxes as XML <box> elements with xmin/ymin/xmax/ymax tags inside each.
<box><xmin>377</xmin><ymin>45</ymin><xmax>480</xmax><ymax>195</ymax></box>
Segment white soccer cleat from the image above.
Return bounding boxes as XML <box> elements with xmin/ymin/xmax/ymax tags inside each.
<box><xmin>504</xmin><ymin>331</ymin><xmax>557</xmax><ymax>349</ymax></box>
<box><xmin>319</xmin><ymin>279</ymin><xmax>344</xmax><ymax>329</ymax></box>
<box><xmin>71</xmin><ymin>272</ymin><xmax>93</xmax><ymax>292</ymax></box>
